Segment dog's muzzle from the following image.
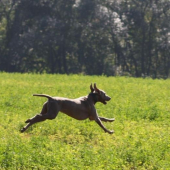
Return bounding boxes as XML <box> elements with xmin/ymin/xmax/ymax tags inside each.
<box><xmin>103</xmin><ymin>97</ymin><xmax>111</xmax><ymax>104</ymax></box>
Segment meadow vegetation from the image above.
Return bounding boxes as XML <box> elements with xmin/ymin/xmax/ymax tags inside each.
<box><xmin>0</xmin><ymin>73</ymin><xmax>170</xmax><ymax>169</ymax></box>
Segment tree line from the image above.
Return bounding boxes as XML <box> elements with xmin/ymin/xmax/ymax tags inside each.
<box><xmin>0</xmin><ymin>0</ymin><xmax>170</xmax><ymax>78</ymax></box>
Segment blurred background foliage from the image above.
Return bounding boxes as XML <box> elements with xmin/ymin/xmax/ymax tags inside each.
<box><xmin>0</xmin><ymin>0</ymin><xmax>170</xmax><ymax>78</ymax></box>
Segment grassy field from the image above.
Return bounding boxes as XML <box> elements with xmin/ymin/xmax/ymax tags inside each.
<box><xmin>0</xmin><ymin>72</ymin><xmax>170</xmax><ymax>169</ymax></box>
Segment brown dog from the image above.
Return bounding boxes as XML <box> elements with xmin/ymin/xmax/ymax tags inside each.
<box><xmin>21</xmin><ymin>83</ymin><xmax>115</xmax><ymax>134</ymax></box>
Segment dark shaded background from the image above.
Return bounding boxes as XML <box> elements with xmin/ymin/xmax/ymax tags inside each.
<box><xmin>0</xmin><ymin>0</ymin><xmax>170</xmax><ymax>78</ymax></box>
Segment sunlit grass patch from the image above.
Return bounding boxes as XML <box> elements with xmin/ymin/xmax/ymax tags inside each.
<box><xmin>0</xmin><ymin>73</ymin><xmax>170</xmax><ymax>169</ymax></box>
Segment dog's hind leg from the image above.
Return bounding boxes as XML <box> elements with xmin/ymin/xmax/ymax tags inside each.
<box><xmin>21</xmin><ymin>113</ymin><xmax>51</xmax><ymax>132</ymax></box>
<box><xmin>25</xmin><ymin>102</ymin><xmax>48</xmax><ymax>123</ymax></box>
<box><xmin>21</xmin><ymin>101</ymin><xmax>59</xmax><ymax>133</ymax></box>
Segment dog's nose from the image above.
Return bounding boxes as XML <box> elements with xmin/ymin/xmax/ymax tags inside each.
<box><xmin>108</xmin><ymin>97</ymin><xmax>111</xmax><ymax>101</ymax></box>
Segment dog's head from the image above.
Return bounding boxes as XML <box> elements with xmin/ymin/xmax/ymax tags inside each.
<box><xmin>90</xmin><ymin>83</ymin><xmax>111</xmax><ymax>104</ymax></box>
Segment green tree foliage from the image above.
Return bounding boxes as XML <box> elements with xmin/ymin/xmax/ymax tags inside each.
<box><xmin>0</xmin><ymin>0</ymin><xmax>170</xmax><ymax>78</ymax></box>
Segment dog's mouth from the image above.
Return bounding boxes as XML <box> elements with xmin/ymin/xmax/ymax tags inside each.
<box><xmin>102</xmin><ymin>98</ymin><xmax>111</xmax><ymax>104</ymax></box>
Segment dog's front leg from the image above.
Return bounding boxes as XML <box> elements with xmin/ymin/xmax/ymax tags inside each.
<box><xmin>99</xmin><ymin>116</ymin><xmax>115</xmax><ymax>122</ymax></box>
<box><xmin>90</xmin><ymin>108</ymin><xmax>114</xmax><ymax>134</ymax></box>
<box><xmin>95</xmin><ymin>117</ymin><xmax>114</xmax><ymax>134</ymax></box>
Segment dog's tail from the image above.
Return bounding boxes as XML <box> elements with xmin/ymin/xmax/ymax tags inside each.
<box><xmin>33</xmin><ymin>94</ymin><xmax>53</xmax><ymax>100</ymax></box>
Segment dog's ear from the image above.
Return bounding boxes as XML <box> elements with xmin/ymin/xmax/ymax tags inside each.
<box><xmin>90</xmin><ymin>83</ymin><xmax>94</xmax><ymax>92</ymax></box>
<box><xmin>94</xmin><ymin>83</ymin><xmax>100</xmax><ymax>93</ymax></box>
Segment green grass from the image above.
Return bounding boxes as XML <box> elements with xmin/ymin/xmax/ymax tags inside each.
<box><xmin>0</xmin><ymin>72</ymin><xmax>170</xmax><ymax>169</ymax></box>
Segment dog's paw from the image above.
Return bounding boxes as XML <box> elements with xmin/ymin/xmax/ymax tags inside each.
<box><xmin>110</xmin><ymin>118</ymin><xmax>115</xmax><ymax>122</ymax></box>
<box><xmin>20</xmin><ymin>128</ymin><xmax>26</xmax><ymax>133</ymax></box>
<box><xmin>108</xmin><ymin>130</ymin><xmax>114</xmax><ymax>134</ymax></box>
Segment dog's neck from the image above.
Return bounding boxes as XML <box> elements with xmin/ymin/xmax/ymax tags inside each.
<box><xmin>88</xmin><ymin>93</ymin><xmax>99</xmax><ymax>105</ymax></box>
